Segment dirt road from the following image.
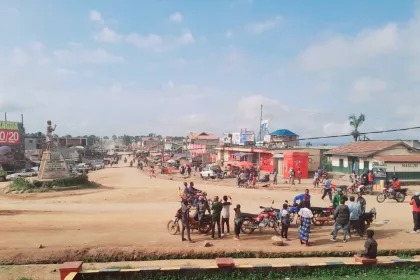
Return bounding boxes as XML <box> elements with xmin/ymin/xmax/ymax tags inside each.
<box><xmin>0</xmin><ymin>162</ymin><xmax>419</xmax><ymax>264</ymax></box>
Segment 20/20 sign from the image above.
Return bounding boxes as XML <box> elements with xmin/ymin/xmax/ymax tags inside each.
<box><xmin>0</xmin><ymin>130</ymin><xmax>21</xmax><ymax>144</ymax></box>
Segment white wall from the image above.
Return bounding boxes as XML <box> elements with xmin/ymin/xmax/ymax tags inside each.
<box><xmin>331</xmin><ymin>156</ymin><xmax>348</xmax><ymax>167</ymax></box>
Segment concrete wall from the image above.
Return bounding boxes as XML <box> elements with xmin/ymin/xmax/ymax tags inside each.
<box><xmin>377</xmin><ymin>145</ymin><xmax>412</xmax><ymax>156</ymax></box>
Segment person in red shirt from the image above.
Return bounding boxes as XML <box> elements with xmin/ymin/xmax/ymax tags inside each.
<box><xmin>409</xmin><ymin>192</ymin><xmax>420</xmax><ymax>233</ymax></box>
<box><xmin>410</xmin><ymin>192</ymin><xmax>420</xmax><ymax>233</ymax></box>
<box><xmin>368</xmin><ymin>171</ymin><xmax>374</xmax><ymax>188</ymax></box>
<box><xmin>390</xmin><ymin>177</ymin><xmax>401</xmax><ymax>198</ymax></box>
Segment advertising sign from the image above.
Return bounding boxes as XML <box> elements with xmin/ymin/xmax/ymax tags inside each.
<box><xmin>0</xmin><ymin>121</ymin><xmax>25</xmax><ymax>171</ymax></box>
<box><xmin>231</xmin><ymin>132</ymin><xmax>241</xmax><ymax>145</ymax></box>
<box><xmin>240</xmin><ymin>129</ymin><xmax>255</xmax><ymax>145</ymax></box>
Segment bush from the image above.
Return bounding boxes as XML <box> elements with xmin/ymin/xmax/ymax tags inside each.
<box><xmin>9</xmin><ymin>178</ymin><xmax>35</xmax><ymax>190</ymax></box>
<box><xmin>9</xmin><ymin>174</ymin><xmax>96</xmax><ymax>192</ymax></box>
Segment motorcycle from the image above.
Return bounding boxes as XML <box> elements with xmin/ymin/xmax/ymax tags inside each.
<box><xmin>350</xmin><ymin>208</ymin><xmax>377</xmax><ymax>235</ymax></box>
<box><xmin>331</xmin><ymin>184</ymin><xmax>348</xmax><ymax>195</ymax></box>
<box><xmin>240</xmin><ymin>201</ymin><xmax>281</xmax><ymax>235</ymax></box>
<box><xmin>167</xmin><ymin>209</ymin><xmax>212</xmax><ymax>235</ymax></box>
<box><xmin>178</xmin><ymin>187</ymin><xmax>212</xmax><ymax>207</ymax></box>
<box><xmin>311</xmin><ymin>206</ymin><xmax>335</xmax><ymax>226</ymax></box>
<box><xmin>347</xmin><ymin>180</ymin><xmax>373</xmax><ymax>195</ymax></box>
<box><xmin>376</xmin><ymin>186</ymin><xmax>407</xmax><ymax>203</ymax></box>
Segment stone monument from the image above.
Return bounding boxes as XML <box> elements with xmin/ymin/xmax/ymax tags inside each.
<box><xmin>38</xmin><ymin>120</ymin><xmax>69</xmax><ymax>180</ymax></box>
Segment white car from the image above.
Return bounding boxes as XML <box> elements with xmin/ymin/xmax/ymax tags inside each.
<box><xmin>94</xmin><ymin>162</ymin><xmax>105</xmax><ymax>170</ymax></box>
<box><xmin>200</xmin><ymin>166</ymin><xmax>217</xmax><ymax>179</ymax></box>
<box><xmin>6</xmin><ymin>169</ymin><xmax>38</xmax><ymax>180</ymax></box>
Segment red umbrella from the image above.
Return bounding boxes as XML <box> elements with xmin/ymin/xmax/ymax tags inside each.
<box><xmin>234</xmin><ymin>161</ymin><xmax>254</xmax><ymax>168</ymax></box>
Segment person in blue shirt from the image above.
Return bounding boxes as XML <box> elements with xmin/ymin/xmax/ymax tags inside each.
<box><xmin>293</xmin><ymin>189</ymin><xmax>311</xmax><ymax>208</ymax></box>
<box><xmin>348</xmin><ymin>196</ymin><xmax>362</xmax><ymax>237</ymax></box>
<box><xmin>321</xmin><ymin>177</ymin><xmax>333</xmax><ymax>202</ymax></box>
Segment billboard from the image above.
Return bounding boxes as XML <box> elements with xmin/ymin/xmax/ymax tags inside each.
<box><xmin>240</xmin><ymin>129</ymin><xmax>255</xmax><ymax>145</ymax></box>
<box><xmin>0</xmin><ymin>121</ymin><xmax>25</xmax><ymax>171</ymax></box>
<box><xmin>221</xmin><ymin>133</ymin><xmax>232</xmax><ymax>144</ymax></box>
<box><xmin>232</xmin><ymin>132</ymin><xmax>241</xmax><ymax>145</ymax></box>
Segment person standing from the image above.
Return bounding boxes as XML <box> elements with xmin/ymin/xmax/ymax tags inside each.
<box><xmin>281</xmin><ymin>203</ymin><xmax>291</xmax><ymax>241</ymax></box>
<box><xmin>313</xmin><ymin>172</ymin><xmax>320</xmax><ymax>188</ymax></box>
<box><xmin>221</xmin><ymin>195</ymin><xmax>232</xmax><ymax>236</ymax></box>
<box><xmin>298</xmin><ymin>202</ymin><xmax>313</xmax><ymax>246</ymax></box>
<box><xmin>297</xmin><ymin>168</ymin><xmax>302</xmax><ymax>184</ymax></box>
<box><xmin>211</xmin><ymin>196</ymin><xmax>223</xmax><ymax>239</ymax></box>
<box><xmin>180</xmin><ymin>200</ymin><xmax>194</xmax><ymax>243</ymax></box>
<box><xmin>367</xmin><ymin>170</ymin><xmax>374</xmax><ymax>189</ymax></box>
<box><xmin>409</xmin><ymin>192</ymin><xmax>420</xmax><ymax>234</ymax></box>
<box><xmin>187</xmin><ymin>165</ymin><xmax>192</xmax><ymax>177</ymax></box>
<box><xmin>273</xmin><ymin>169</ymin><xmax>278</xmax><ymax>185</ymax></box>
<box><xmin>357</xmin><ymin>193</ymin><xmax>367</xmax><ymax>214</ymax></box>
<box><xmin>321</xmin><ymin>177</ymin><xmax>333</xmax><ymax>202</ymax></box>
<box><xmin>233</xmin><ymin>204</ymin><xmax>242</xmax><ymax>240</ymax></box>
<box><xmin>331</xmin><ymin>199</ymin><xmax>350</xmax><ymax>242</ymax></box>
<box><xmin>348</xmin><ymin>196</ymin><xmax>362</xmax><ymax>237</ymax></box>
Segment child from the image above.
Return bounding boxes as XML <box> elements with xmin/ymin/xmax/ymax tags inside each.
<box><xmin>221</xmin><ymin>195</ymin><xmax>232</xmax><ymax>236</ymax></box>
<box><xmin>233</xmin><ymin>204</ymin><xmax>242</xmax><ymax>240</ymax></box>
<box><xmin>281</xmin><ymin>203</ymin><xmax>291</xmax><ymax>241</ymax></box>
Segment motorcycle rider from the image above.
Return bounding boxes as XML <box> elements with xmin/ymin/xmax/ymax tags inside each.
<box><xmin>390</xmin><ymin>176</ymin><xmax>401</xmax><ymax>198</ymax></box>
<box><xmin>195</xmin><ymin>196</ymin><xmax>211</xmax><ymax>232</ymax></box>
<box><xmin>293</xmin><ymin>189</ymin><xmax>311</xmax><ymax>208</ymax></box>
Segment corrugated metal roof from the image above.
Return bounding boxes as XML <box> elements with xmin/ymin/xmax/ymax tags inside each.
<box><xmin>376</xmin><ymin>155</ymin><xmax>420</xmax><ymax>163</ymax></box>
<box><xmin>325</xmin><ymin>141</ymin><xmax>406</xmax><ymax>157</ymax></box>
<box><xmin>270</xmin><ymin>129</ymin><xmax>298</xmax><ymax>137</ymax></box>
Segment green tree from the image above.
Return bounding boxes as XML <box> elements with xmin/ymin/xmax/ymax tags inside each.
<box><xmin>349</xmin><ymin>113</ymin><xmax>366</xmax><ymax>141</ymax></box>
<box><xmin>306</xmin><ymin>141</ymin><xmax>313</xmax><ymax>147</ymax></box>
<box><xmin>122</xmin><ymin>134</ymin><xmax>131</xmax><ymax>146</ymax></box>
<box><xmin>103</xmin><ymin>136</ymin><xmax>109</xmax><ymax>139</ymax></box>
<box><xmin>64</xmin><ymin>134</ymin><xmax>72</xmax><ymax>138</ymax></box>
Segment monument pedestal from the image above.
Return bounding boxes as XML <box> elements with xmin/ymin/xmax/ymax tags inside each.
<box><xmin>38</xmin><ymin>150</ymin><xmax>69</xmax><ymax>180</ymax></box>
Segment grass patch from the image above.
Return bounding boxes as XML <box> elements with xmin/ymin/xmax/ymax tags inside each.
<box><xmin>8</xmin><ymin>175</ymin><xmax>100</xmax><ymax>193</ymax></box>
<box><xmin>17</xmin><ymin>278</ymin><xmax>36</xmax><ymax>280</ymax></box>
<box><xmin>396</xmin><ymin>253</ymin><xmax>414</xmax><ymax>259</ymax></box>
<box><xmin>73</xmin><ymin>265</ymin><xmax>420</xmax><ymax>280</ymax></box>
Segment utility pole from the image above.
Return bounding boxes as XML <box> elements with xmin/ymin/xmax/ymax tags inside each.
<box><xmin>257</xmin><ymin>104</ymin><xmax>263</xmax><ymax>179</ymax></box>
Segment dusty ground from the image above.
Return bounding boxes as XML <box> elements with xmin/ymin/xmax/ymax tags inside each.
<box><xmin>0</xmin><ymin>161</ymin><xmax>419</xmax><ymax>268</ymax></box>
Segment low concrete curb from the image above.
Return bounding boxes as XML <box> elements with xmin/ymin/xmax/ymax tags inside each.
<box><xmin>63</xmin><ymin>257</ymin><xmax>420</xmax><ymax>280</ymax></box>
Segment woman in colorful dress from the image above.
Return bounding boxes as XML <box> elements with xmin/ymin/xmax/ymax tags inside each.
<box><xmin>298</xmin><ymin>202</ymin><xmax>313</xmax><ymax>246</ymax></box>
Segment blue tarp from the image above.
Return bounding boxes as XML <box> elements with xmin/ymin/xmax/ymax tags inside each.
<box><xmin>233</xmin><ymin>152</ymin><xmax>253</xmax><ymax>157</ymax></box>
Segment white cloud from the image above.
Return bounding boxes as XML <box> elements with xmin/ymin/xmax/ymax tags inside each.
<box><xmin>12</xmin><ymin>48</ymin><xmax>28</xmax><ymax>66</ymax></box>
<box><xmin>323</xmin><ymin>121</ymin><xmax>352</xmax><ymax>136</ymax></box>
<box><xmin>247</xmin><ymin>16</ymin><xmax>282</xmax><ymax>34</ymax></box>
<box><xmin>30</xmin><ymin>41</ymin><xmax>44</xmax><ymax>51</ymax></box>
<box><xmin>94</xmin><ymin>27</ymin><xmax>123</xmax><ymax>43</ymax></box>
<box><xmin>125</xmin><ymin>33</ymin><xmax>163</xmax><ymax>48</ymax></box>
<box><xmin>90</xmin><ymin>10</ymin><xmax>103</xmax><ymax>23</ymax></box>
<box><xmin>169</xmin><ymin>12</ymin><xmax>183</xmax><ymax>22</ymax></box>
<box><xmin>53</xmin><ymin>48</ymin><xmax>124</xmax><ymax>64</ymax></box>
<box><xmin>350</xmin><ymin>77</ymin><xmax>387</xmax><ymax>102</ymax></box>
<box><xmin>225</xmin><ymin>31</ymin><xmax>233</xmax><ymax>39</ymax></box>
<box><xmin>177</xmin><ymin>32</ymin><xmax>195</xmax><ymax>44</ymax></box>
<box><xmin>298</xmin><ymin>23</ymin><xmax>398</xmax><ymax>71</ymax></box>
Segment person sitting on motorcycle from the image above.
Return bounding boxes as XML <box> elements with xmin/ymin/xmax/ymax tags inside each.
<box><xmin>293</xmin><ymin>189</ymin><xmax>311</xmax><ymax>208</ymax></box>
<box><xmin>390</xmin><ymin>177</ymin><xmax>401</xmax><ymax>198</ymax></box>
<box><xmin>195</xmin><ymin>196</ymin><xmax>211</xmax><ymax>231</ymax></box>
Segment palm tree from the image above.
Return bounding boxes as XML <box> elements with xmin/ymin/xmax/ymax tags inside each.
<box><xmin>349</xmin><ymin>113</ymin><xmax>366</xmax><ymax>141</ymax></box>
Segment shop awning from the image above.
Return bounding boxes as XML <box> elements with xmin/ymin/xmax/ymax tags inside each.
<box><xmin>233</xmin><ymin>152</ymin><xmax>253</xmax><ymax>157</ymax></box>
<box><xmin>273</xmin><ymin>154</ymin><xmax>284</xmax><ymax>159</ymax></box>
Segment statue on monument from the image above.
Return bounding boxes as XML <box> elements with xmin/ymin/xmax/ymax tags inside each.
<box><xmin>46</xmin><ymin>120</ymin><xmax>57</xmax><ymax>151</ymax></box>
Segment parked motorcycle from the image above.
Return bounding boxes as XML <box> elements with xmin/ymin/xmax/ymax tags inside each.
<box><xmin>240</xmin><ymin>201</ymin><xmax>281</xmax><ymax>235</ymax></box>
<box><xmin>376</xmin><ymin>186</ymin><xmax>407</xmax><ymax>203</ymax></box>
<box><xmin>331</xmin><ymin>184</ymin><xmax>348</xmax><ymax>195</ymax></box>
<box><xmin>167</xmin><ymin>209</ymin><xmax>212</xmax><ymax>235</ymax></box>
<box><xmin>311</xmin><ymin>206</ymin><xmax>335</xmax><ymax>226</ymax></box>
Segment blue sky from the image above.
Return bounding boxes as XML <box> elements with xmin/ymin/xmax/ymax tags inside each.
<box><xmin>1</xmin><ymin>0</ymin><xmax>420</xmax><ymax>142</ymax></box>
